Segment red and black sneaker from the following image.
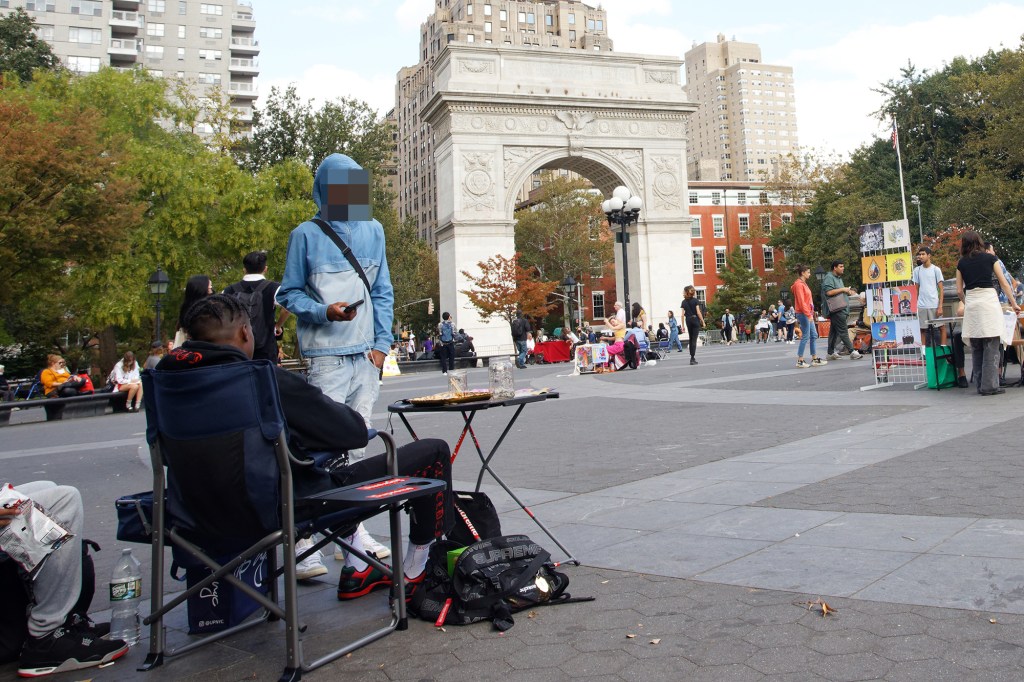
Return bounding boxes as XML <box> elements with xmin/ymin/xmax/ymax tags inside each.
<box><xmin>337</xmin><ymin>565</ymin><xmax>392</xmax><ymax>600</ymax></box>
<box><xmin>404</xmin><ymin>571</ymin><xmax>426</xmax><ymax>603</ymax></box>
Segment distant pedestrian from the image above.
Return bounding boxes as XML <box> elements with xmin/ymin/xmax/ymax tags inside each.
<box><xmin>437</xmin><ymin>312</ymin><xmax>456</xmax><ymax>374</ymax></box>
<box><xmin>821</xmin><ymin>260</ymin><xmax>862</xmax><ymax>360</ymax></box>
<box><xmin>783</xmin><ymin>304</ymin><xmax>796</xmax><ymax>343</ymax></box>
<box><xmin>511</xmin><ymin>310</ymin><xmax>532</xmax><ymax>369</ymax></box>
<box><xmin>682</xmin><ymin>286</ymin><xmax>705</xmax><ymax>364</ymax></box>
<box><xmin>223</xmin><ymin>250</ymin><xmax>290</xmax><ymax>363</ymax></box>
<box><xmin>143</xmin><ymin>341</ymin><xmax>164</xmax><ymax>371</ymax></box>
<box><xmin>174</xmin><ymin>274</ymin><xmax>214</xmax><ymax>348</ymax></box>
<box><xmin>667</xmin><ymin>310</ymin><xmax>684</xmax><ymax>352</ymax></box>
<box><xmin>912</xmin><ymin>246</ymin><xmax>945</xmax><ymax>346</ymax></box>
<box><xmin>792</xmin><ymin>265</ymin><xmax>827</xmax><ymax>368</ymax></box>
<box><xmin>631</xmin><ymin>302</ymin><xmax>648</xmax><ymax>331</ymax></box>
<box><xmin>721</xmin><ymin>308</ymin><xmax>735</xmax><ymax>345</ymax></box>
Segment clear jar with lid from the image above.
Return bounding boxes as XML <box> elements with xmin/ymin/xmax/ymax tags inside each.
<box><xmin>488</xmin><ymin>359</ymin><xmax>515</xmax><ymax>399</ymax></box>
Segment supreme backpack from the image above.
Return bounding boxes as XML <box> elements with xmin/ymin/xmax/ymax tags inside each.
<box><xmin>228</xmin><ymin>280</ymin><xmax>271</xmax><ymax>344</ymax></box>
<box><xmin>409</xmin><ymin>535</ymin><xmax>592</xmax><ymax>631</ymax></box>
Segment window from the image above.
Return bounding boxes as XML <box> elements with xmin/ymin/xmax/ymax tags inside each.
<box><xmin>568</xmin><ymin>12</ymin><xmax>575</xmax><ymax>24</ymax></box>
<box><xmin>569</xmin><ymin>30</ymin><xmax>576</xmax><ymax>40</ymax></box>
<box><xmin>763</xmin><ymin>247</ymin><xmax>775</xmax><ymax>271</ymax></box>
<box><xmin>596</xmin><ymin>19</ymin><xmax>603</xmax><ymax>30</ymax></box>
<box><xmin>145</xmin><ymin>45</ymin><xmax>164</xmax><ymax>58</ymax></box>
<box><xmin>737</xmin><ymin>191</ymin><xmax>746</xmax><ymax>205</ymax></box>
<box><xmin>483</xmin><ymin>21</ymin><xmax>491</xmax><ymax>32</ymax></box>
<box><xmin>197</xmin><ymin>72</ymin><xmax>221</xmax><ymax>84</ymax></box>
<box><xmin>713</xmin><ymin>216</ymin><xmax>724</xmax><ymax>238</ymax></box>
<box><xmin>466</xmin><ymin>33</ymin><xmax>475</xmax><ymax>42</ymax></box>
<box><xmin>483</xmin><ymin>3</ymin><xmax>491</xmax><ymax>15</ymax></box>
<box><xmin>25</xmin><ymin>0</ymin><xmax>55</xmax><ymax>10</ymax></box>
<box><xmin>199</xmin><ymin>3</ymin><xmax>222</xmax><ymax>15</ymax></box>
<box><xmin>517</xmin><ymin>11</ymin><xmax>525</xmax><ymax>22</ymax></box>
<box><xmin>692</xmin><ymin>249</ymin><xmax>704</xmax><ymax>274</ymax></box>
<box><xmin>781</xmin><ymin>213</ymin><xmax>793</xmax><ymax>224</ymax></box>
<box><xmin>148</xmin><ymin>0</ymin><xmax>165</xmax><ymax>11</ymax></box>
<box><xmin>715</xmin><ymin>248</ymin><xmax>727</xmax><ymax>271</ymax></box>
<box><xmin>759</xmin><ymin>191</ymin><xmax>769</xmax><ymax>204</ymax></box>
<box><xmin>499</xmin><ymin>9</ymin><xmax>506</xmax><ymax>20</ymax></box>
<box><xmin>177</xmin><ymin>47</ymin><xmax>185</xmax><ymax>60</ymax></box>
<box><xmin>690</xmin><ymin>217</ymin><xmax>701</xmax><ymax>238</ymax></box>
<box><xmin>760</xmin><ymin>213</ymin><xmax>771</xmax><ymax>233</ymax></box>
<box><xmin>199</xmin><ymin>27</ymin><xmax>222</xmax><ymax>38</ymax></box>
<box><xmin>545</xmin><ymin>14</ymin><xmax>552</xmax><ymax>26</ymax></box>
<box><xmin>689</xmin><ymin>191</ymin><xmax>698</xmax><ymax>204</ymax></box>
<box><xmin>179</xmin><ymin>1</ymin><xmax>187</xmax><ymax>14</ymax></box>
<box><xmin>147</xmin><ymin>23</ymin><xmax>165</xmax><ymax>37</ymax></box>
<box><xmin>466</xmin><ymin>3</ymin><xmax>472</xmax><ymax>15</ymax></box>
<box><xmin>695</xmin><ymin>288</ymin><xmax>706</xmax><ymax>304</ymax></box>
<box><xmin>592</xmin><ymin>291</ymin><xmax>606</xmax><ymax>320</ymax></box>
<box><xmin>70</xmin><ymin>0</ymin><xmax>102</xmax><ymax>15</ymax></box>
<box><xmin>178</xmin><ymin>25</ymin><xmax>186</xmax><ymax>38</ymax></box>
<box><xmin>738</xmin><ymin>214</ymin><xmax>749</xmax><ymax>234</ymax></box>
<box><xmin>66</xmin><ymin>55</ymin><xmax>100</xmax><ymax>73</ymax></box>
<box><xmin>741</xmin><ymin>246</ymin><xmax>753</xmax><ymax>269</ymax></box>
<box><xmin>34</xmin><ymin>24</ymin><xmax>54</xmax><ymax>40</ymax></box>
<box><xmin>68</xmin><ymin>27</ymin><xmax>101</xmax><ymax>43</ymax></box>
<box><xmin>526</xmin><ymin>12</ymin><xmax>535</xmax><ymax>24</ymax></box>
<box><xmin>587</xmin><ymin>18</ymin><xmax>595</xmax><ymax>29</ymax></box>
<box><xmin>711</xmin><ymin>191</ymin><xmax>721</xmax><ymax>204</ymax></box>
<box><xmin>198</xmin><ymin>49</ymin><xmax>222</xmax><ymax>60</ymax></box>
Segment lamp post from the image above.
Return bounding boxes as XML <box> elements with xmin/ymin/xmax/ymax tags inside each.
<box><xmin>813</xmin><ymin>266</ymin><xmax>826</xmax><ymax>313</ymax></box>
<box><xmin>910</xmin><ymin>194</ymin><xmax>923</xmax><ymax>245</ymax></box>
<box><xmin>147</xmin><ymin>267</ymin><xmax>170</xmax><ymax>343</ymax></box>
<box><xmin>602</xmin><ymin>186</ymin><xmax>643</xmax><ymax>314</ymax></box>
<box><xmin>561</xmin><ymin>275</ymin><xmax>579</xmax><ymax>330</ymax></box>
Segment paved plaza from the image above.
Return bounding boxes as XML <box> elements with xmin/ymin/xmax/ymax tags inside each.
<box><xmin>3</xmin><ymin>341</ymin><xmax>1024</xmax><ymax>681</ymax></box>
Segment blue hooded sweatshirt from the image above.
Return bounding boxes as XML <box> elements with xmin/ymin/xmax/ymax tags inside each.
<box><xmin>277</xmin><ymin>154</ymin><xmax>394</xmax><ymax>357</ymax></box>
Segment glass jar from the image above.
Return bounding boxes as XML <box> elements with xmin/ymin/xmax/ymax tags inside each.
<box><xmin>488</xmin><ymin>359</ymin><xmax>515</xmax><ymax>399</ymax></box>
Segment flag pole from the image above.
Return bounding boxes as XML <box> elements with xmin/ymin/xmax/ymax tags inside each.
<box><xmin>892</xmin><ymin>118</ymin><xmax>908</xmax><ymax>222</ymax></box>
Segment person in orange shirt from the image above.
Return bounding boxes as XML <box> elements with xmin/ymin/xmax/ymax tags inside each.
<box><xmin>791</xmin><ymin>265</ymin><xmax>828</xmax><ymax>369</ymax></box>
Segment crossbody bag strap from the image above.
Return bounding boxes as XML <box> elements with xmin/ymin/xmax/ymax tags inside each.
<box><xmin>311</xmin><ymin>218</ymin><xmax>372</xmax><ymax>295</ymax></box>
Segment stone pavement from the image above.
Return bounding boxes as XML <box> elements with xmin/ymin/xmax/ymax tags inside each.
<box><xmin>3</xmin><ymin>341</ymin><xmax>1024</xmax><ymax>681</ymax></box>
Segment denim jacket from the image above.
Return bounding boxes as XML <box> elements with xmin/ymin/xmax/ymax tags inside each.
<box><xmin>277</xmin><ymin>154</ymin><xmax>394</xmax><ymax>357</ymax></box>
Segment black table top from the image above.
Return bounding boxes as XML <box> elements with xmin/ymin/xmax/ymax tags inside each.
<box><xmin>388</xmin><ymin>389</ymin><xmax>559</xmax><ymax>414</ymax></box>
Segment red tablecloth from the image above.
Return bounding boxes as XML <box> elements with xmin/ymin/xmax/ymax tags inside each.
<box><xmin>532</xmin><ymin>340</ymin><xmax>572</xmax><ymax>363</ymax></box>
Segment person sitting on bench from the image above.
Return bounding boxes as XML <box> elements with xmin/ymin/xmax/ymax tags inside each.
<box><xmin>156</xmin><ymin>294</ymin><xmax>453</xmax><ymax>599</ymax></box>
<box><xmin>39</xmin><ymin>356</ymin><xmax>87</xmax><ymax>398</ymax></box>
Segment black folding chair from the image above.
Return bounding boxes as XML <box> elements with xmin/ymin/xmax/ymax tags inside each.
<box><xmin>138</xmin><ymin>361</ymin><xmax>446</xmax><ymax>681</ymax></box>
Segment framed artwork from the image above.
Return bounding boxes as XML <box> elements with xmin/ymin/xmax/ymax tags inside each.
<box><xmin>871</xmin><ymin>321</ymin><xmax>896</xmax><ymax>344</ymax></box>
<box><xmin>859</xmin><ymin>223</ymin><xmax>884</xmax><ymax>252</ymax></box>
<box><xmin>883</xmin><ymin>219</ymin><xmax>911</xmax><ymax>250</ymax></box>
<box><xmin>891</xmin><ymin>285</ymin><xmax>918</xmax><ymax>315</ymax></box>
<box><xmin>862</xmin><ymin>255</ymin><xmax>887</xmax><ymax>284</ymax></box>
<box><xmin>886</xmin><ymin>252</ymin><xmax>913</xmax><ymax>282</ymax></box>
<box><xmin>867</xmin><ymin>287</ymin><xmax>892</xmax><ymax>321</ymax></box>
<box><xmin>894</xmin><ymin>320</ymin><xmax>921</xmax><ymax>347</ymax></box>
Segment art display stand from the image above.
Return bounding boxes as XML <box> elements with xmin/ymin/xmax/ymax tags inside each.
<box><xmin>856</xmin><ymin>219</ymin><xmax>927</xmax><ymax>391</ymax></box>
<box><xmin>574</xmin><ymin>343</ymin><xmax>610</xmax><ymax>375</ymax></box>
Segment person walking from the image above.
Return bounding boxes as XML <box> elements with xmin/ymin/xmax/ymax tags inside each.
<box><xmin>681</xmin><ymin>286</ymin><xmax>705</xmax><ymax>364</ymax></box>
<box><xmin>783</xmin><ymin>304</ymin><xmax>796</xmax><ymax>343</ymax></box>
<box><xmin>667</xmin><ymin>311</ymin><xmax>684</xmax><ymax>353</ymax></box>
<box><xmin>957</xmin><ymin>231</ymin><xmax>1020</xmax><ymax>394</ymax></box>
<box><xmin>437</xmin><ymin>312</ymin><xmax>456</xmax><ymax>374</ymax></box>
<box><xmin>821</xmin><ymin>260</ymin><xmax>862</xmax><ymax>360</ymax></box>
<box><xmin>511</xmin><ymin>310</ymin><xmax>531</xmax><ymax>369</ymax></box>
<box><xmin>721</xmin><ymin>309</ymin><xmax>735</xmax><ymax>345</ymax></box>
<box><xmin>792</xmin><ymin>265</ymin><xmax>828</xmax><ymax>368</ymax></box>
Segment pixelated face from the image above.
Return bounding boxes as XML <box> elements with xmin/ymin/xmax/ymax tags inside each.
<box><xmin>323</xmin><ymin>167</ymin><xmax>372</xmax><ymax>221</ymax></box>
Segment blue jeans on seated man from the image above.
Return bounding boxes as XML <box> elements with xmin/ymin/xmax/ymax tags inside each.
<box><xmin>515</xmin><ymin>339</ymin><xmax>528</xmax><ymax>368</ymax></box>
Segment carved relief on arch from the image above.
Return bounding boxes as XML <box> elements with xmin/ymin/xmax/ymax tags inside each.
<box><xmin>602</xmin><ymin>149</ymin><xmax>644</xmax><ymax>194</ymax></box>
<box><xmin>462</xmin><ymin>152</ymin><xmax>495</xmax><ymax>211</ymax></box>
<box><xmin>503</xmin><ymin>147</ymin><xmax>546</xmax><ymax>189</ymax></box>
<box><xmin>650</xmin><ymin>155</ymin><xmax>682</xmax><ymax>211</ymax></box>
<box><xmin>458</xmin><ymin>59</ymin><xmax>495</xmax><ymax>75</ymax></box>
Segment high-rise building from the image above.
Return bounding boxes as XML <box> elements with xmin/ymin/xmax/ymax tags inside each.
<box><xmin>684</xmin><ymin>34</ymin><xmax>798</xmax><ymax>182</ymax></box>
<box><xmin>395</xmin><ymin>0</ymin><xmax>612</xmax><ymax>245</ymax></box>
<box><xmin>1</xmin><ymin>0</ymin><xmax>259</xmax><ymax>133</ymax></box>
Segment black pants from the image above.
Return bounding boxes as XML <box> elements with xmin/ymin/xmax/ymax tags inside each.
<box><xmin>438</xmin><ymin>342</ymin><xmax>455</xmax><ymax>373</ymax></box>
<box><xmin>685</xmin><ymin>318</ymin><xmax>701</xmax><ymax>359</ymax></box>
<box><xmin>297</xmin><ymin>438</ymin><xmax>453</xmax><ymax>545</ymax></box>
<box><xmin>827</xmin><ymin>310</ymin><xmax>854</xmax><ymax>354</ymax></box>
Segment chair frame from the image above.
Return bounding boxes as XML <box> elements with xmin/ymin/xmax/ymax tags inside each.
<box><xmin>138</xmin><ymin>364</ymin><xmax>443</xmax><ymax>682</ymax></box>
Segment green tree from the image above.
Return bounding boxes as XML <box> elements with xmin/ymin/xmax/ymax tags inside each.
<box><xmin>460</xmin><ymin>253</ymin><xmax>556</xmax><ymax>325</ymax></box>
<box><xmin>514</xmin><ymin>175</ymin><xmax>612</xmax><ymax>284</ymax></box>
<box><xmin>0</xmin><ymin>8</ymin><xmax>61</xmax><ymax>82</ymax></box>
<box><xmin>710</xmin><ymin>247</ymin><xmax>762</xmax><ymax>322</ymax></box>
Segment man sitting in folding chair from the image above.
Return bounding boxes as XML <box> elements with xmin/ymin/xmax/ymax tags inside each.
<box><xmin>158</xmin><ymin>294</ymin><xmax>453</xmax><ymax>598</ymax></box>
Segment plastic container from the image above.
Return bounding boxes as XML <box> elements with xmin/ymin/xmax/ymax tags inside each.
<box><xmin>488</xmin><ymin>359</ymin><xmax>515</xmax><ymax>399</ymax></box>
<box><xmin>109</xmin><ymin>548</ymin><xmax>142</xmax><ymax>645</ymax></box>
<box><xmin>448</xmin><ymin>369</ymin><xmax>468</xmax><ymax>395</ymax></box>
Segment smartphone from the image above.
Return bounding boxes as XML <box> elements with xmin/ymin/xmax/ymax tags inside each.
<box><xmin>343</xmin><ymin>299</ymin><xmax>365</xmax><ymax>313</ymax></box>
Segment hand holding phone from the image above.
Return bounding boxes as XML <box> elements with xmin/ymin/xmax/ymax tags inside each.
<box><xmin>343</xmin><ymin>299</ymin><xmax>365</xmax><ymax>313</ymax></box>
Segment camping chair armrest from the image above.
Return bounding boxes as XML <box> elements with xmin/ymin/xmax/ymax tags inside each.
<box><xmin>286</xmin><ymin>429</ymin><xmax>389</xmax><ymax>469</ymax></box>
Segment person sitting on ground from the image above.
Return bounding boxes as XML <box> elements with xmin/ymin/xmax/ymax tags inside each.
<box><xmin>156</xmin><ymin>294</ymin><xmax>454</xmax><ymax>598</ymax></box>
<box><xmin>110</xmin><ymin>351</ymin><xmax>143</xmax><ymax>412</ymax></box>
<box><xmin>1</xmin><ymin>482</ymin><xmax>128</xmax><ymax>677</ymax></box>
<box><xmin>40</xmin><ymin>356</ymin><xmax>87</xmax><ymax>398</ymax></box>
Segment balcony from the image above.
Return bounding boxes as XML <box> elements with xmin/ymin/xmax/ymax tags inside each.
<box><xmin>112</xmin><ymin>0</ymin><xmax>140</xmax><ymax>7</ymax></box>
<box><xmin>109</xmin><ymin>10</ymin><xmax>143</xmax><ymax>32</ymax></box>
<box><xmin>228</xmin><ymin>81</ymin><xmax>258</xmax><ymax>99</ymax></box>
<box><xmin>108</xmin><ymin>38</ymin><xmax>141</xmax><ymax>60</ymax></box>
<box><xmin>229</xmin><ymin>36</ymin><xmax>260</xmax><ymax>54</ymax></box>
<box><xmin>228</xmin><ymin>57</ymin><xmax>259</xmax><ymax>75</ymax></box>
<box><xmin>231</xmin><ymin>11</ymin><xmax>256</xmax><ymax>31</ymax></box>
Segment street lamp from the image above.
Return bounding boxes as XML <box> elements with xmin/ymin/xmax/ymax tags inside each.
<box><xmin>561</xmin><ymin>275</ymin><xmax>579</xmax><ymax>329</ymax></box>
<box><xmin>813</xmin><ymin>266</ymin><xmax>826</xmax><ymax>312</ymax></box>
<box><xmin>910</xmin><ymin>194</ymin><xmax>923</xmax><ymax>244</ymax></box>
<box><xmin>602</xmin><ymin>186</ymin><xmax>643</xmax><ymax>314</ymax></box>
<box><xmin>147</xmin><ymin>267</ymin><xmax>170</xmax><ymax>343</ymax></box>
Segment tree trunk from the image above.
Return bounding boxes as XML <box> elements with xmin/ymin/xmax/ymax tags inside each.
<box><xmin>98</xmin><ymin>326</ymin><xmax>118</xmax><ymax>380</ymax></box>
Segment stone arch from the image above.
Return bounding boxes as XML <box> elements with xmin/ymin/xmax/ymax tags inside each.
<box><xmin>422</xmin><ymin>44</ymin><xmax>697</xmax><ymax>356</ymax></box>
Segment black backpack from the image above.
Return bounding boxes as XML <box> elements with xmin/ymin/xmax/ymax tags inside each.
<box><xmin>511</xmin><ymin>317</ymin><xmax>525</xmax><ymax>339</ymax></box>
<box><xmin>410</xmin><ymin>535</ymin><xmax>591</xmax><ymax>631</ymax></box>
<box><xmin>228</xmin><ymin>280</ymin><xmax>271</xmax><ymax>343</ymax></box>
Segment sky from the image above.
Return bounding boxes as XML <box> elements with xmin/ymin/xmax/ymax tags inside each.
<box><xmin>253</xmin><ymin>1</ymin><xmax>1024</xmax><ymax>157</ymax></box>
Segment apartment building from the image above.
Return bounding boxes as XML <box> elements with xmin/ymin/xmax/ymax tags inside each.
<box><xmin>687</xmin><ymin>181</ymin><xmax>805</xmax><ymax>306</ymax></box>
<box><xmin>395</xmin><ymin>0</ymin><xmax>612</xmax><ymax>245</ymax></box>
<box><xmin>1</xmin><ymin>0</ymin><xmax>259</xmax><ymax>133</ymax></box>
<box><xmin>684</xmin><ymin>34</ymin><xmax>798</xmax><ymax>182</ymax></box>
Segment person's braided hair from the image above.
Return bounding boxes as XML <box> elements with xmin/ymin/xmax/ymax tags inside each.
<box><xmin>182</xmin><ymin>294</ymin><xmax>249</xmax><ymax>342</ymax></box>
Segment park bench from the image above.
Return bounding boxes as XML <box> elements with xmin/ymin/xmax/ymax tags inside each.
<box><xmin>398</xmin><ymin>354</ymin><xmax>511</xmax><ymax>374</ymax></box>
<box><xmin>0</xmin><ymin>390</ymin><xmax>129</xmax><ymax>426</ymax></box>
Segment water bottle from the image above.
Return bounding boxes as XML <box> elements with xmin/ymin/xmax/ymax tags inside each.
<box><xmin>109</xmin><ymin>548</ymin><xmax>142</xmax><ymax>645</ymax></box>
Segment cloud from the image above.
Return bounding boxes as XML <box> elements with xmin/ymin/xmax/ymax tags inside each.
<box><xmin>262</xmin><ymin>63</ymin><xmax>397</xmax><ymax>117</ymax></box>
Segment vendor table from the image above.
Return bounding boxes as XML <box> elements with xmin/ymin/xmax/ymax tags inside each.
<box><xmin>388</xmin><ymin>389</ymin><xmax>578</xmax><ymax>565</ymax></box>
<box><xmin>532</xmin><ymin>340</ymin><xmax>572</xmax><ymax>363</ymax></box>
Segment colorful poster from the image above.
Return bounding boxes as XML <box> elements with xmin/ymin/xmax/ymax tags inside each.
<box><xmin>883</xmin><ymin>219</ymin><xmax>911</xmax><ymax>250</ymax></box>
<box><xmin>872</xmin><ymin>321</ymin><xmax>896</xmax><ymax>345</ymax></box>
<box><xmin>859</xmin><ymin>223</ymin><xmax>884</xmax><ymax>252</ymax></box>
<box><xmin>862</xmin><ymin>255</ymin><xmax>887</xmax><ymax>284</ymax></box>
<box><xmin>894</xmin><ymin>320</ymin><xmax>921</xmax><ymax>347</ymax></box>
<box><xmin>867</xmin><ymin>287</ymin><xmax>892</xmax><ymax>320</ymax></box>
<box><xmin>891</xmin><ymin>285</ymin><xmax>918</xmax><ymax>315</ymax></box>
<box><xmin>886</xmin><ymin>252</ymin><xmax>913</xmax><ymax>282</ymax></box>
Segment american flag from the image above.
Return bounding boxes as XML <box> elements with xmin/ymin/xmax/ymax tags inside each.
<box><xmin>891</xmin><ymin>120</ymin><xmax>899</xmax><ymax>150</ymax></box>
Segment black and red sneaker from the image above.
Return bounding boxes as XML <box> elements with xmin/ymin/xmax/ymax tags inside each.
<box><xmin>17</xmin><ymin>626</ymin><xmax>128</xmax><ymax>678</ymax></box>
<box><xmin>337</xmin><ymin>565</ymin><xmax>391</xmax><ymax>600</ymax></box>
<box><xmin>404</xmin><ymin>571</ymin><xmax>426</xmax><ymax>603</ymax></box>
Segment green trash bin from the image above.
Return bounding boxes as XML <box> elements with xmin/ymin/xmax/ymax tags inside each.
<box><xmin>925</xmin><ymin>345</ymin><xmax>956</xmax><ymax>389</ymax></box>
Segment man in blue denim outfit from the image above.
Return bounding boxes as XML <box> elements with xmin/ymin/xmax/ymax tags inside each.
<box><xmin>278</xmin><ymin>153</ymin><xmax>395</xmax><ymax>575</ymax></box>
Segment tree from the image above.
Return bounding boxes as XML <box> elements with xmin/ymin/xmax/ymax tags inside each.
<box><xmin>0</xmin><ymin>9</ymin><xmax>61</xmax><ymax>82</ymax></box>
<box><xmin>710</xmin><ymin>247</ymin><xmax>762</xmax><ymax>323</ymax></box>
<box><xmin>514</xmin><ymin>175</ymin><xmax>612</xmax><ymax>283</ymax></box>
<box><xmin>460</xmin><ymin>253</ymin><xmax>556</xmax><ymax>326</ymax></box>
<box><xmin>922</xmin><ymin>225</ymin><xmax>972</xmax><ymax>275</ymax></box>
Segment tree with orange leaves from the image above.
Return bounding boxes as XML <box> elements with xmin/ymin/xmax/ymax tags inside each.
<box><xmin>460</xmin><ymin>253</ymin><xmax>556</xmax><ymax>326</ymax></box>
<box><xmin>922</xmin><ymin>225</ymin><xmax>972</xmax><ymax>275</ymax></box>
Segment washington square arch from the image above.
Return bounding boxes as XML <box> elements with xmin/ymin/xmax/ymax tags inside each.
<box><xmin>422</xmin><ymin>43</ymin><xmax>698</xmax><ymax>355</ymax></box>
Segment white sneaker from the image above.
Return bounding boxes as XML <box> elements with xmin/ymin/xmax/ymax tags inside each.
<box><xmin>850</xmin><ymin>351</ymin><xmax>863</xmax><ymax>359</ymax></box>
<box><xmin>334</xmin><ymin>525</ymin><xmax>392</xmax><ymax>561</ymax></box>
<box><xmin>295</xmin><ymin>549</ymin><xmax>327</xmax><ymax>580</ymax></box>
<box><xmin>826</xmin><ymin>353</ymin><xmax>840</xmax><ymax>361</ymax></box>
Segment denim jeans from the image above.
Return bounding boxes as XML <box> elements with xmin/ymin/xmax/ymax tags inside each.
<box><xmin>796</xmin><ymin>313</ymin><xmax>817</xmax><ymax>359</ymax></box>
<box><xmin>515</xmin><ymin>339</ymin><xmax>528</xmax><ymax>367</ymax></box>
<box><xmin>308</xmin><ymin>353</ymin><xmax>379</xmax><ymax>461</ymax></box>
<box><xmin>668</xmin><ymin>328</ymin><xmax>683</xmax><ymax>351</ymax></box>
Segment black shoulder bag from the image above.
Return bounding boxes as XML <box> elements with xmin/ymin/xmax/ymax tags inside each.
<box><xmin>311</xmin><ymin>218</ymin><xmax>372</xmax><ymax>295</ymax></box>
